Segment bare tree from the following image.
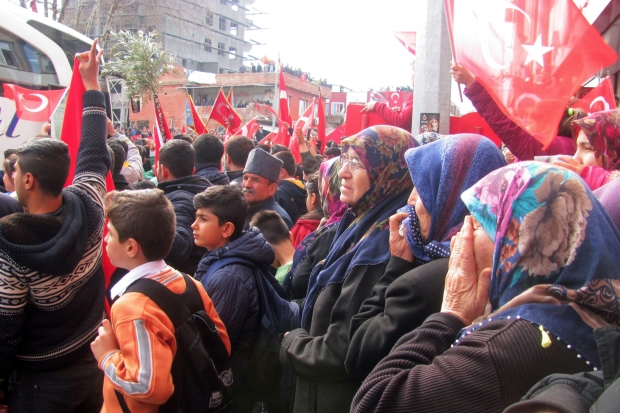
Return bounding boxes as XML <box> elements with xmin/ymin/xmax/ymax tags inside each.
<box><xmin>100</xmin><ymin>0</ymin><xmax>120</xmax><ymax>46</ymax></box>
<box><xmin>57</xmin><ymin>0</ymin><xmax>69</xmax><ymax>23</ymax></box>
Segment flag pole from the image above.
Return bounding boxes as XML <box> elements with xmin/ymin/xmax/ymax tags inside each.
<box><xmin>443</xmin><ymin>0</ymin><xmax>463</xmax><ymax>102</ymax></box>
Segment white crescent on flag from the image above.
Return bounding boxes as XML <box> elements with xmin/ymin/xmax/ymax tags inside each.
<box><xmin>22</xmin><ymin>93</ymin><xmax>49</xmax><ymax>112</ymax></box>
<box><xmin>590</xmin><ymin>96</ymin><xmax>610</xmax><ymax>112</ymax></box>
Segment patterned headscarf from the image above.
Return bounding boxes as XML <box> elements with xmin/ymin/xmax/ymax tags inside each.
<box><xmin>301</xmin><ymin>126</ymin><xmax>417</xmax><ymax>328</ymax></box>
<box><xmin>460</xmin><ymin>162</ymin><xmax>620</xmax><ymax>367</ymax></box>
<box><xmin>402</xmin><ymin>134</ymin><xmax>506</xmax><ymax>264</ymax></box>
<box><xmin>319</xmin><ymin>157</ymin><xmax>347</xmax><ymax>226</ymax></box>
<box><xmin>572</xmin><ymin>109</ymin><xmax>620</xmax><ymax>169</ymax></box>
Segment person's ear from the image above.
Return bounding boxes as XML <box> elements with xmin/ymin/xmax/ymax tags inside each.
<box><xmin>125</xmin><ymin>238</ymin><xmax>141</xmax><ymax>259</ymax></box>
<box><xmin>268</xmin><ymin>182</ymin><xmax>278</xmax><ymax>197</ymax></box>
<box><xmin>222</xmin><ymin>222</ymin><xmax>235</xmax><ymax>239</ymax></box>
<box><xmin>311</xmin><ymin>193</ymin><xmax>319</xmax><ymax>209</ymax></box>
<box><xmin>192</xmin><ymin>166</ymin><xmax>196</xmax><ymax>175</ymax></box>
<box><xmin>289</xmin><ymin>231</ymin><xmax>294</xmax><ymax>245</ymax></box>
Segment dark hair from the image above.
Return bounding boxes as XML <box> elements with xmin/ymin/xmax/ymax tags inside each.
<box><xmin>106</xmin><ymin>145</ymin><xmax>115</xmax><ymax>173</ymax></box>
<box><xmin>193</xmin><ymin>134</ymin><xmax>224</xmax><ymax>163</ymax></box>
<box><xmin>4</xmin><ymin>149</ymin><xmax>16</xmax><ymax>158</ymax></box>
<box><xmin>16</xmin><ymin>138</ymin><xmax>70</xmax><ymax>197</ymax></box>
<box><xmin>131</xmin><ymin>179</ymin><xmax>156</xmax><ymax>190</ymax></box>
<box><xmin>250</xmin><ymin>210</ymin><xmax>291</xmax><ymax>245</ymax></box>
<box><xmin>299</xmin><ymin>172</ymin><xmax>324</xmax><ymax>221</ymax></box>
<box><xmin>3</xmin><ymin>154</ymin><xmax>17</xmax><ymax>177</ymax></box>
<box><xmin>258</xmin><ymin>144</ymin><xmax>271</xmax><ymax>152</ymax></box>
<box><xmin>159</xmin><ymin>139</ymin><xmax>196</xmax><ymax>178</ymax></box>
<box><xmin>174</xmin><ymin>133</ymin><xmax>193</xmax><ymax>144</ymax></box>
<box><xmin>559</xmin><ymin>108</ymin><xmax>586</xmax><ymax>138</ymax></box>
<box><xmin>108</xmin><ymin>142</ymin><xmax>126</xmax><ymax>175</ymax></box>
<box><xmin>193</xmin><ymin>185</ymin><xmax>248</xmax><ymax>239</ymax></box>
<box><xmin>270</xmin><ymin>144</ymin><xmax>288</xmax><ymax>155</ymax></box>
<box><xmin>324</xmin><ymin>147</ymin><xmax>341</xmax><ymax>157</ymax></box>
<box><xmin>111</xmin><ymin>138</ymin><xmax>128</xmax><ymax>160</ymax></box>
<box><xmin>274</xmin><ymin>150</ymin><xmax>296</xmax><ymax>177</ymax></box>
<box><xmin>106</xmin><ymin>189</ymin><xmax>176</xmax><ymax>261</ymax></box>
<box><xmin>225</xmin><ymin>136</ymin><xmax>254</xmax><ymax>167</ymax></box>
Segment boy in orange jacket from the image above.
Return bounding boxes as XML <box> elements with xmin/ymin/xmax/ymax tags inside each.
<box><xmin>91</xmin><ymin>189</ymin><xmax>230</xmax><ymax>413</ymax></box>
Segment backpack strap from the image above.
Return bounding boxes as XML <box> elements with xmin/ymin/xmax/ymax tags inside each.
<box><xmin>125</xmin><ymin>273</ymin><xmax>203</xmax><ymax>328</ymax></box>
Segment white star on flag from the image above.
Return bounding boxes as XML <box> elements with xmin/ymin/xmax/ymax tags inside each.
<box><xmin>522</xmin><ymin>35</ymin><xmax>554</xmax><ymax>67</ymax></box>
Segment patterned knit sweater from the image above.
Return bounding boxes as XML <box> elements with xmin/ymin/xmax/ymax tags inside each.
<box><xmin>0</xmin><ymin>91</ymin><xmax>110</xmax><ymax>380</ymax></box>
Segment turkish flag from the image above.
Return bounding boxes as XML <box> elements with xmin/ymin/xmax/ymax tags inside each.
<box><xmin>208</xmin><ymin>89</ymin><xmax>242</xmax><ymax>131</ymax></box>
<box><xmin>291</xmin><ymin>100</ymin><xmax>315</xmax><ymax>162</ymax></box>
<box><xmin>445</xmin><ymin>0</ymin><xmax>618</xmax><ymax>148</ymax></box>
<box><xmin>394</xmin><ymin>32</ymin><xmax>416</xmax><ymax>55</ymax></box>
<box><xmin>259</xmin><ymin>132</ymin><xmax>276</xmax><ymax>144</ymax></box>
<box><xmin>187</xmin><ymin>93</ymin><xmax>206</xmax><ymax>134</ymax></box>
<box><xmin>318</xmin><ymin>93</ymin><xmax>326</xmax><ymax>154</ymax></box>
<box><xmin>278</xmin><ymin>67</ymin><xmax>292</xmax><ymax>126</ymax></box>
<box><xmin>572</xmin><ymin>77</ymin><xmax>617</xmax><ymax>114</ymax></box>
<box><xmin>3</xmin><ymin>84</ymin><xmax>66</xmax><ymax>123</ymax></box>
<box><xmin>230</xmin><ymin>116</ymin><xmax>260</xmax><ymax>140</ymax></box>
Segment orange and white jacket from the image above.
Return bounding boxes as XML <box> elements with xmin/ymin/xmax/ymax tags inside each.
<box><xmin>98</xmin><ymin>264</ymin><xmax>231</xmax><ymax>413</ymax></box>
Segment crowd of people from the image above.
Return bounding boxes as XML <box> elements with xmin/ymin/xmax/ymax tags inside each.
<box><xmin>1</xmin><ymin>39</ymin><xmax>620</xmax><ymax>413</ymax></box>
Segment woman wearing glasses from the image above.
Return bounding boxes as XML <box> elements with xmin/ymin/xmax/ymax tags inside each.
<box><xmin>279</xmin><ymin>126</ymin><xmax>417</xmax><ymax>413</ymax></box>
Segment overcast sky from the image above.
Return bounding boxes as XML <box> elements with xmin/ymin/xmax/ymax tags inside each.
<box><xmin>247</xmin><ymin>0</ymin><xmax>422</xmax><ymax>92</ymax></box>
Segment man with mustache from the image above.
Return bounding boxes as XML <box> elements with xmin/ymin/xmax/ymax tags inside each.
<box><xmin>242</xmin><ymin>148</ymin><xmax>293</xmax><ymax>230</ymax></box>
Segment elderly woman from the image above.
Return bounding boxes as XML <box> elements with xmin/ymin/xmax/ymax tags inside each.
<box><xmin>280</xmin><ymin>126</ymin><xmax>417</xmax><ymax>413</ymax></box>
<box><xmin>346</xmin><ymin>134</ymin><xmax>506</xmax><ymax>381</ymax></box>
<box><xmin>284</xmin><ymin>157</ymin><xmax>347</xmax><ymax>299</ymax></box>
<box><xmin>351</xmin><ymin>162</ymin><xmax>620</xmax><ymax>413</ymax></box>
<box><xmin>552</xmin><ymin>109</ymin><xmax>620</xmax><ymax>190</ymax></box>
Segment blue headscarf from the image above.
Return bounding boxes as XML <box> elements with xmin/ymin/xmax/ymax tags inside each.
<box><xmin>301</xmin><ymin>126</ymin><xmax>417</xmax><ymax>329</ymax></box>
<box><xmin>460</xmin><ymin>162</ymin><xmax>620</xmax><ymax>367</ymax></box>
<box><xmin>402</xmin><ymin>134</ymin><xmax>506</xmax><ymax>264</ymax></box>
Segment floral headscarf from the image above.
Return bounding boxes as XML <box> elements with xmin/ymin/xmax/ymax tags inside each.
<box><xmin>572</xmin><ymin>109</ymin><xmax>620</xmax><ymax>169</ymax></box>
<box><xmin>301</xmin><ymin>126</ymin><xmax>417</xmax><ymax>328</ymax></box>
<box><xmin>319</xmin><ymin>157</ymin><xmax>347</xmax><ymax>226</ymax></box>
<box><xmin>460</xmin><ymin>162</ymin><xmax>620</xmax><ymax>367</ymax></box>
<box><xmin>402</xmin><ymin>134</ymin><xmax>506</xmax><ymax>264</ymax></box>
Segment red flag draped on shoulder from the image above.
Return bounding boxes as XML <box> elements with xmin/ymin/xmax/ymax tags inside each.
<box><xmin>59</xmin><ymin>58</ymin><xmax>86</xmax><ymax>187</ymax></box>
<box><xmin>188</xmin><ymin>93</ymin><xmax>206</xmax><ymax>134</ymax></box>
<box><xmin>317</xmin><ymin>93</ymin><xmax>326</xmax><ymax>154</ymax></box>
<box><xmin>3</xmin><ymin>84</ymin><xmax>66</xmax><ymax>123</ymax></box>
<box><xmin>278</xmin><ymin>66</ymin><xmax>292</xmax><ymax>126</ymax></box>
<box><xmin>444</xmin><ymin>0</ymin><xmax>618</xmax><ymax>149</ymax></box>
<box><xmin>208</xmin><ymin>89</ymin><xmax>242</xmax><ymax>132</ymax></box>
<box><xmin>572</xmin><ymin>77</ymin><xmax>617</xmax><ymax>115</ymax></box>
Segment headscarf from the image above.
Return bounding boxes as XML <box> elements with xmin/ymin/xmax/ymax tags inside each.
<box><xmin>301</xmin><ymin>126</ymin><xmax>417</xmax><ymax>328</ymax></box>
<box><xmin>571</xmin><ymin>109</ymin><xmax>620</xmax><ymax>169</ymax></box>
<box><xmin>402</xmin><ymin>134</ymin><xmax>507</xmax><ymax>264</ymax></box>
<box><xmin>460</xmin><ymin>162</ymin><xmax>620</xmax><ymax>367</ymax></box>
<box><xmin>319</xmin><ymin>157</ymin><xmax>347</xmax><ymax>227</ymax></box>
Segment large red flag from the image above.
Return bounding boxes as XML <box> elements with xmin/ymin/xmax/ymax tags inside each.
<box><xmin>259</xmin><ymin>131</ymin><xmax>276</xmax><ymax>144</ymax></box>
<box><xmin>394</xmin><ymin>32</ymin><xmax>417</xmax><ymax>55</ymax></box>
<box><xmin>254</xmin><ymin>101</ymin><xmax>291</xmax><ymax>147</ymax></box>
<box><xmin>208</xmin><ymin>89</ymin><xmax>242</xmax><ymax>131</ymax></box>
<box><xmin>317</xmin><ymin>93</ymin><xmax>326</xmax><ymax>154</ymax></box>
<box><xmin>103</xmin><ymin>171</ymin><xmax>116</xmax><ymax>317</ymax></box>
<box><xmin>3</xmin><ymin>84</ymin><xmax>66</xmax><ymax>123</ymax></box>
<box><xmin>188</xmin><ymin>93</ymin><xmax>206</xmax><ymax>134</ymax></box>
<box><xmin>278</xmin><ymin>67</ymin><xmax>292</xmax><ymax>125</ymax></box>
<box><xmin>59</xmin><ymin>58</ymin><xmax>85</xmax><ymax>187</ymax></box>
<box><xmin>572</xmin><ymin>77</ymin><xmax>617</xmax><ymax>115</ymax></box>
<box><xmin>444</xmin><ymin>0</ymin><xmax>618</xmax><ymax>148</ymax></box>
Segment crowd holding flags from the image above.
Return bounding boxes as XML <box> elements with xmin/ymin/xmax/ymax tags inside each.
<box><xmin>187</xmin><ymin>92</ymin><xmax>206</xmax><ymax>134</ymax></box>
<box><xmin>207</xmin><ymin>88</ymin><xmax>242</xmax><ymax>134</ymax></box>
<box><xmin>444</xmin><ymin>0</ymin><xmax>618</xmax><ymax>149</ymax></box>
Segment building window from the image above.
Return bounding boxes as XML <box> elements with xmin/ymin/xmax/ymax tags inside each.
<box><xmin>229</xmin><ymin>46</ymin><xmax>236</xmax><ymax>60</ymax></box>
<box><xmin>230</xmin><ymin>23</ymin><xmax>238</xmax><ymax>37</ymax></box>
<box><xmin>218</xmin><ymin>42</ymin><xmax>225</xmax><ymax>56</ymax></box>
<box><xmin>299</xmin><ymin>99</ymin><xmax>308</xmax><ymax>116</ymax></box>
<box><xmin>206</xmin><ymin>11</ymin><xmax>213</xmax><ymax>26</ymax></box>
<box><xmin>219</xmin><ymin>17</ymin><xmax>226</xmax><ymax>31</ymax></box>
<box><xmin>0</xmin><ymin>42</ymin><xmax>19</xmax><ymax>68</ymax></box>
<box><xmin>204</xmin><ymin>38</ymin><xmax>212</xmax><ymax>52</ymax></box>
<box><xmin>331</xmin><ymin>102</ymin><xmax>344</xmax><ymax>115</ymax></box>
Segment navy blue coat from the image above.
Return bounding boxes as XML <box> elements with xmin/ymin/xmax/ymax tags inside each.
<box><xmin>195</xmin><ymin>162</ymin><xmax>230</xmax><ymax>186</ymax></box>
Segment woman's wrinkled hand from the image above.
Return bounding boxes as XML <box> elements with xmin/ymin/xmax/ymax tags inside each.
<box><xmin>441</xmin><ymin>216</ymin><xmax>492</xmax><ymax>325</ymax></box>
<box><xmin>389</xmin><ymin>212</ymin><xmax>414</xmax><ymax>262</ymax></box>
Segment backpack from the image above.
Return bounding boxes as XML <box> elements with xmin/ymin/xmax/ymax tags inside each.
<box><xmin>202</xmin><ymin>257</ymin><xmax>301</xmax><ymax>407</ymax></box>
<box><xmin>115</xmin><ymin>273</ymin><xmax>233</xmax><ymax>413</ymax></box>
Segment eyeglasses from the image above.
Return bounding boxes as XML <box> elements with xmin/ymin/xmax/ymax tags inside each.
<box><xmin>340</xmin><ymin>154</ymin><xmax>366</xmax><ymax>173</ymax></box>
